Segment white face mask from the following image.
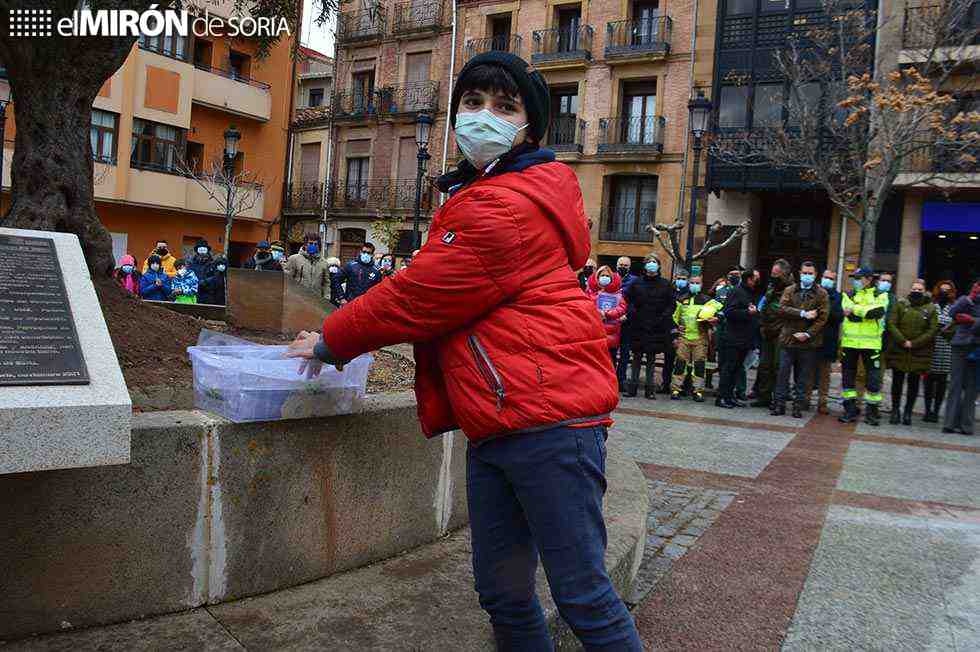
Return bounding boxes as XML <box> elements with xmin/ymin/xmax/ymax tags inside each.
<box><xmin>177</xmin><ymin>268</ymin><xmax>187</xmax><ymax>277</ymax></box>
<box><xmin>598</xmin><ymin>275</ymin><xmax>612</xmax><ymax>287</ymax></box>
<box><xmin>455</xmin><ymin>109</ymin><xmax>528</xmax><ymax>169</ymax></box>
<box><xmin>216</xmin><ymin>264</ymin><xmax>226</xmax><ymax>272</ymax></box>
<box><xmin>329</xmin><ymin>266</ymin><xmax>339</xmax><ymax>274</ymax></box>
<box><xmin>360</xmin><ymin>253</ymin><xmax>372</xmax><ymax>264</ymax></box>
<box><xmin>197</xmin><ymin>247</ymin><xmax>208</xmax><ymax>255</ymax></box>
<box><xmin>150</xmin><ymin>264</ymin><xmax>160</xmax><ymax>272</ymax></box>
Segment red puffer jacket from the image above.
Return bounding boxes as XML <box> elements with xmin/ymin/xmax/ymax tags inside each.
<box><xmin>585</xmin><ymin>273</ymin><xmax>628</xmax><ymax>350</ymax></box>
<box><xmin>321</xmin><ymin>161</ymin><xmax>618</xmax><ymax>443</ymax></box>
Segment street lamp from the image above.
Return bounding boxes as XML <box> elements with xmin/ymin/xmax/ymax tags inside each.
<box><xmin>0</xmin><ymin>82</ymin><xmax>10</xmax><ymax>198</ymax></box>
<box><xmin>413</xmin><ymin>110</ymin><xmax>434</xmax><ymax>250</ymax></box>
<box><xmin>685</xmin><ymin>90</ymin><xmax>712</xmax><ymax>272</ymax></box>
<box><xmin>222</xmin><ymin>125</ymin><xmax>242</xmax><ymax>253</ymax></box>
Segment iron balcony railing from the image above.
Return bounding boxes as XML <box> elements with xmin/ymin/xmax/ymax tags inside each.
<box><xmin>375</xmin><ymin>81</ymin><xmax>440</xmax><ymax>115</ymax></box>
<box><xmin>600</xmin><ymin>206</ymin><xmax>657</xmax><ymax>243</ymax></box>
<box><xmin>393</xmin><ymin>0</ymin><xmax>444</xmax><ymax>34</ymax></box>
<box><xmin>531</xmin><ymin>25</ymin><xmax>594</xmax><ymax>62</ymax></box>
<box><xmin>605</xmin><ymin>17</ymin><xmax>672</xmax><ymax>57</ymax></box>
<box><xmin>332</xmin><ymin>89</ymin><xmax>378</xmax><ymax>120</ymax></box>
<box><xmin>465</xmin><ymin>35</ymin><xmax>522</xmax><ymax>59</ymax></box>
<box><xmin>194</xmin><ymin>62</ymin><xmax>270</xmax><ymax>90</ymax></box>
<box><xmin>284</xmin><ymin>182</ymin><xmax>324</xmax><ymax>212</ymax></box>
<box><xmin>337</xmin><ymin>9</ymin><xmax>387</xmax><ymax>43</ymax></box>
<box><xmin>327</xmin><ymin>179</ymin><xmax>434</xmax><ymax>210</ymax></box>
<box><xmin>902</xmin><ymin>141</ymin><xmax>980</xmax><ymax>174</ymax></box>
<box><xmin>903</xmin><ymin>3</ymin><xmax>980</xmax><ymax>48</ymax></box>
<box><xmin>597</xmin><ymin>116</ymin><xmax>666</xmax><ymax>153</ymax></box>
<box><xmin>548</xmin><ymin>116</ymin><xmax>587</xmax><ymax>153</ymax></box>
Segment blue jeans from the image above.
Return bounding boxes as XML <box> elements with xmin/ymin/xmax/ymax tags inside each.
<box><xmin>467</xmin><ymin>426</ymin><xmax>643</xmax><ymax>652</ymax></box>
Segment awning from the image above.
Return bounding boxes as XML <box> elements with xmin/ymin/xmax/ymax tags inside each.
<box><xmin>921</xmin><ymin>202</ymin><xmax>980</xmax><ymax>232</ymax></box>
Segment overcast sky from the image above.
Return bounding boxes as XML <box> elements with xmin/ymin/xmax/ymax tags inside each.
<box><xmin>300</xmin><ymin>0</ymin><xmax>336</xmax><ymax>56</ymax></box>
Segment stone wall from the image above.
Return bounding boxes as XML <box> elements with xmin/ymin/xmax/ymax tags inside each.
<box><xmin>0</xmin><ymin>393</ymin><xmax>468</xmax><ymax>640</ymax></box>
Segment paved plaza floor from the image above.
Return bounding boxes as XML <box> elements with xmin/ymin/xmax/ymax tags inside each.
<box><xmin>620</xmin><ymin>393</ymin><xmax>980</xmax><ymax>650</ymax></box>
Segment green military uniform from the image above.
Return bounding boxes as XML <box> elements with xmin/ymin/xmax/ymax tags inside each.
<box><xmin>840</xmin><ymin>282</ymin><xmax>890</xmax><ymax>424</ymax></box>
<box><xmin>671</xmin><ymin>293</ymin><xmax>722</xmax><ymax>399</ymax></box>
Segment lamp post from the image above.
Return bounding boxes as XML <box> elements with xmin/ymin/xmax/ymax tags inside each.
<box><xmin>685</xmin><ymin>90</ymin><xmax>712</xmax><ymax>272</ymax></box>
<box><xmin>222</xmin><ymin>125</ymin><xmax>241</xmax><ymax>254</ymax></box>
<box><xmin>0</xmin><ymin>99</ymin><xmax>8</xmax><ymax>200</ymax></box>
<box><xmin>413</xmin><ymin>110</ymin><xmax>433</xmax><ymax>250</ymax></box>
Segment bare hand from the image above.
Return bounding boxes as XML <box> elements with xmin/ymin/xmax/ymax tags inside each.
<box><xmin>707</xmin><ymin>317</ymin><xmax>719</xmax><ymax>325</ymax></box>
<box><xmin>339</xmin><ymin>299</ymin><xmax>348</xmax><ymax>305</ymax></box>
<box><xmin>794</xmin><ymin>332</ymin><xmax>809</xmax><ymax>342</ymax></box>
<box><xmin>804</xmin><ymin>310</ymin><xmax>818</xmax><ymax>320</ymax></box>
<box><xmin>903</xmin><ymin>340</ymin><xmax>913</xmax><ymax>349</ymax></box>
<box><xmin>156</xmin><ymin>279</ymin><xmax>162</xmax><ymax>286</ymax></box>
<box><xmin>844</xmin><ymin>308</ymin><xmax>853</xmax><ymax>316</ymax></box>
<box><xmin>286</xmin><ymin>330</ymin><xmax>325</xmax><ymax>378</ymax></box>
<box><xmin>748</xmin><ymin>304</ymin><xmax>758</xmax><ymax>313</ymax></box>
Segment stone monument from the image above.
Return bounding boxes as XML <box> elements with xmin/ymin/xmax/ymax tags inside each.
<box><xmin>0</xmin><ymin>227</ymin><xmax>131</xmax><ymax>474</ymax></box>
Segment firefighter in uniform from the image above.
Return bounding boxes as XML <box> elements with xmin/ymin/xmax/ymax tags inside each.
<box><xmin>671</xmin><ymin>273</ymin><xmax>722</xmax><ymax>402</ymax></box>
<box><xmin>839</xmin><ymin>267</ymin><xmax>889</xmax><ymax>425</ymax></box>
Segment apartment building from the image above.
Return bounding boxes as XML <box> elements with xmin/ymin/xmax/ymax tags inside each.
<box><xmin>283</xmin><ymin>46</ymin><xmax>334</xmax><ymax>250</ymax></box>
<box><xmin>325</xmin><ymin>0</ymin><xmax>453</xmax><ymax>263</ymax></box>
<box><xmin>0</xmin><ymin>5</ymin><xmax>295</xmax><ymax>268</ymax></box>
<box><xmin>454</xmin><ymin>0</ymin><xmax>719</xmax><ymax>275</ymax></box>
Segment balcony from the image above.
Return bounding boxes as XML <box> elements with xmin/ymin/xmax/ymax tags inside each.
<box><xmin>284</xmin><ymin>182</ymin><xmax>325</xmax><ymax>213</ymax></box>
<box><xmin>337</xmin><ymin>9</ymin><xmax>387</xmax><ymax>44</ymax></box>
<box><xmin>895</xmin><ymin>141</ymin><xmax>980</xmax><ymax>187</ymax></box>
<box><xmin>531</xmin><ymin>26</ymin><xmax>593</xmax><ymax>69</ymax></box>
<box><xmin>393</xmin><ymin>1</ymin><xmax>445</xmax><ymax>35</ymax></box>
<box><xmin>126</xmin><ymin>167</ymin><xmax>264</xmax><ymax>220</ymax></box>
<box><xmin>465</xmin><ymin>35</ymin><xmax>522</xmax><ymax>60</ymax></box>
<box><xmin>375</xmin><ymin>81</ymin><xmax>440</xmax><ymax>116</ymax></box>
<box><xmin>599</xmin><ymin>206</ymin><xmax>656</xmax><ymax>243</ymax></box>
<box><xmin>547</xmin><ymin>116</ymin><xmax>587</xmax><ymax>154</ymax></box>
<box><xmin>326</xmin><ymin>179</ymin><xmax>434</xmax><ymax>212</ymax></box>
<box><xmin>192</xmin><ymin>63</ymin><xmax>272</xmax><ymax>122</ymax></box>
<box><xmin>597</xmin><ymin>116</ymin><xmax>665</xmax><ymax>156</ymax></box>
<box><xmin>332</xmin><ymin>89</ymin><xmax>379</xmax><ymax>122</ymax></box>
<box><xmin>902</xmin><ymin>3</ymin><xmax>980</xmax><ymax>51</ymax></box>
<box><xmin>605</xmin><ymin>17</ymin><xmax>672</xmax><ymax>62</ymax></box>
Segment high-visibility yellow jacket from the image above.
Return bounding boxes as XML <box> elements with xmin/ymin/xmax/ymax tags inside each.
<box><xmin>673</xmin><ymin>294</ymin><xmax>722</xmax><ymax>342</ymax></box>
<box><xmin>841</xmin><ymin>287</ymin><xmax>889</xmax><ymax>350</ymax></box>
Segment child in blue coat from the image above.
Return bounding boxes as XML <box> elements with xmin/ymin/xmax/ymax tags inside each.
<box><xmin>171</xmin><ymin>258</ymin><xmax>200</xmax><ymax>304</ymax></box>
<box><xmin>139</xmin><ymin>254</ymin><xmax>172</xmax><ymax>301</ymax></box>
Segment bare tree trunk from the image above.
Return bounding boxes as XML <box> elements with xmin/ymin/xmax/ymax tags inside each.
<box><xmin>859</xmin><ymin>217</ymin><xmax>877</xmax><ymax>270</ymax></box>
<box><xmin>224</xmin><ymin>216</ymin><xmax>234</xmax><ymax>257</ymax></box>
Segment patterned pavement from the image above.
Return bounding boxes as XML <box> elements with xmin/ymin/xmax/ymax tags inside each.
<box><xmin>614</xmin><ymin>394</ymin><xmax>980</xmax><ymax>650</ymax></box>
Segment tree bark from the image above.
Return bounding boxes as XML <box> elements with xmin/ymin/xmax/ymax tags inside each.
<box><xmin>859</xmin><ymin>217</ymin><xmax>877</xmax><ymax>270</ymax></box>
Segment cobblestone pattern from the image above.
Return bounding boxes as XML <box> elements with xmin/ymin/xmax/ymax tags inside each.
<box><xmin>627</xmin><ymin>481</ymin><xmax>737</xmax><ymax>605</ymax></box>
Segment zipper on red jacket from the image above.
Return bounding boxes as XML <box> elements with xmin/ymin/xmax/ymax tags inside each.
<box><xmin>468</xmin><ymin>334</ymin><xmax>506</xmax><ymax>411</ymax></box>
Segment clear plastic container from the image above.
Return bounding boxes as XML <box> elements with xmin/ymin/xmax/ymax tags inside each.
<box><xmin>187</xmin><ymin>334</ymin><xmax>372</xmax><ymax>423</ymax></box>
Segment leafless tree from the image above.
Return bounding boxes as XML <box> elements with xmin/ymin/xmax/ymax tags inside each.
<box><xmin>710</xmin><ymin>0</ymin><xmax>980</xmax><ymax>268</ymax></box>
<box><xmin>647</xmin><ymin>217</ymin><xmax>752</xmax><ymax>270</ymax></box>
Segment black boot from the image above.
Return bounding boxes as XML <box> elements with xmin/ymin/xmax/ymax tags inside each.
<box><xmin>839</xmin><ymin>399</ymin><xmax>859</xmax><ymax>423</ymax></box>
<box><xmin>923</xmin><ymin>380</ymin><xmax>934</xmax><ymax>422</ymax></box>
<box><xmin>931</xmin><ymin>378</ymin><xmax>946</xmax><ymax>423</ymax></box>
<box><xmin>866</xmin><ymin>404</ymin><xmax>880</xmax><ymax>427</ymax></box>
<box><xmin>792</xmin><ymin>402</ymin><xmax>803</xmax><ymax>418</ymax></box>
<box><xmin>903</xmin><ymin>401</ymin><xmax>913</xmax><ymax>426</ymax></box>
<box><xmin>889</xmin><ymin>397</ymin><xmax>902</xmax><ymax>425</ymax></box>
<box><xmin>645</xmin><ymin>385</ymin><xmax>657</xmax><ymax>400</ymax></box>
<box><xmin>626</xmin><ymin>382</ymin><xmax>638</xmax><ymax>398</ymax></box>
<box><xmin>770</xmin><ymin>401</ymin><xmax>786</xmax><ymax>416</ymax></box>
<box><xmin>751</xmin><ymin>397</ymin><xmax>771</xmax><ymax>408</ymax></box>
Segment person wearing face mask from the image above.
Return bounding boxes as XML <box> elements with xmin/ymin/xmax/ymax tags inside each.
<box><xmin>114</xmin><ymin>254</ymin><xmax>141</xmax><ymax>296</ymax></box>
<box><xmin>577</xmin><ymin>258</ymin><xmax>596</xmax><ymax>292</ymax></box>
<box><xmin>189</xmin><ymin>239</ymin><xmax>216</xmax><ymax>301</ymax></box>
<box><xmin>325</xmin><ymin>257</ymin><xmax>343</xmax><ymax>306</ymax></box>
<box><xmin>244</xmin><ymin>241</ymin><xmax>281</xmax><ymax>272</ymax></box>
<box><xmin>838</xmin><ymin>267</ymin><xmax>890</xmax><ymax>425</ymax></box>
<box><xmin>586</xmin><ymin>265</ymin><xmax>629</xmax><ymax>370</ymax></box>
<box><xmin>716</xmin><ymin>269</ymin><xmax>760</xmax><ymax>408</ymax></box>
<box><xmin>615</xmin><ymin>256</ymin><xmax>640</xmax><ymax>389</ymax></box>
<box><xmin>751</xmin><ymin>259</ymin><xmax>794</xmax><ymax>409</ymax></box>
<box><xmin>379</xmin><ymin>254</ymin><xmax>396</xmax><ymax>280</ymax></box>
<box><xmin>943</xmin><ymin>278</ymin><xmax>980</xmax><ymax>435</ymax></box>
<box><xmin>286</xmin><ymin>52</ymin><xmax>642</xmax><ymax>652</ymax></box>
<box><xmin>771</xmin><ymin>261</ymin><xmax>829</xmax><ymax>418</ymax></box>
<box><xmin>703</xmin><ymin>278</ymin><xmax>730</xmax><ymax>392</ymax></box>
<box><xmin>624</xmin><ymin>254</ymin><xmax>676</xmax><ymax>399</ymax></box>
<box><xmin>884</xmin><ymin>279</ymin><xmax>939</xmax><ymax>425</ymax></box>
<box><xmin>139</xmin><ymin>254</ymin><xmax>172</xmax><ymax>301</ymax></box>
<box><xmin>169</xmin><ymin>259</ymin><xmax>200</xmax><ymax>304</ymax></box>
<box><xmin>333</xmin><ymin>242</ymin><xmax>383</xmax><ymax>305</ymax></box>
<box><xmin>142</xmin><ymin>240</ymin><xmax>177</xmax><ymax>277</ymax></box>
<box><xmin>805</xmin><ymin>270</ymin><xmax>843</xmax><ymax>415</ymax></box>
<box><xmin>285</xmin><ymin>240</ymin><xmax>329</xmax><ymax>296</ymax></box>
<box><xmin>200</xmin><ymin>256</ymin><xmax>228</xmax><ymax>305</ymax></box>
<box><xmin>923</xmin><ymin>280</ymin><xmax>957</xmax><ymax>422</ymax></box>
<box><xmin>670</xmin><ymin>273</ymin><xmax>721</xmax><ymax>402</ymax></box>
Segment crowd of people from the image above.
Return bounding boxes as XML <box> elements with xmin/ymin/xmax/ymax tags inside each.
<box><xmin>113</xmin><ymin>239</ymin><xmax>227</xmax><ymax>305</ymax></box>
<box><xmin>580</xmin><ymin>256</ymin><xmax>980</xmax><ymax>436</ymax></box>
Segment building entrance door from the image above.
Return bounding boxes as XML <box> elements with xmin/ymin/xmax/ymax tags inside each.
<box><xmin>757</xmin><ymin>192</ymin><xmax>831</xmax><ymax>276</ymax></box>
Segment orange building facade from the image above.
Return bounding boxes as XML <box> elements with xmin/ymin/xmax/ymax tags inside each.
<box><xmin>0</xmin><ymin>6</ymin><xmax>296</xmax><ymax>268</ymax></box>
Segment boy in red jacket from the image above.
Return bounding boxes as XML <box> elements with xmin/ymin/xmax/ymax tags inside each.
<box><xmin>288</xmin><ymin>53</ymin><xmax>641</xmax><ymax>651</ymax></box>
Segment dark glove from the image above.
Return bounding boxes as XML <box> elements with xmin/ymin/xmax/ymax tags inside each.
<box><xmin>847</xmin><ymin>313</ymin><xmax>863</xmax><ymax>322</ymax></box>
<box><xmin>865</xmin><ymin>307</ymin><xmax>885</xmax><ymax>320</ymax></box>
<box><xmin>313</xmin><ymin>337</ymin><xmax>348</xmax><ymax>368</ymax></box>
<box><xmin>954</xmin><ymin>313</ymin><xmax>976</xmax><ymax>325</ymax></box>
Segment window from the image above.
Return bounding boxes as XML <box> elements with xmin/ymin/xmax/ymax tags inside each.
<box><xmin>229</xmin><ymin>50</ymin><xmax>251</xmax><ymax>79</ymax></box>
<box><xmin>130</xmin><ymin>118</ymin><xmax>183</xmax><ymax>172</ymax></box>
<box><xmin>752</xmin><ymin>84</ymin><xmax>784</xmax><ymax>127</ymax></box>
<box><xmin>352</xmin><ymin>71</ymin><xmax>375</xmax><ymax>113</ymax></box>
<box><xmin>556</xmin><ymin>6</ymin><xmax>582</xmax><ymax>52</ymax></box>
<box><xmin>185</xmin><ymin>141</ymin><xmax>205</xmax><ymax>174</ymax></box>
<box><xmin>90</xmin><ymin>109</ymin><xmax>117</xmax><ymax>164</ymax></box>
<box><xmin>308</xmin><ymin>87</ymin><xmax>324</xmax><ymax>107</ymax></box>
<box><xmin>622</xmin><ymin>81</ymin><xmax>658</xmax><ymax>144</ymax></box>
<box><xmin>633</xmin><ymin>2</ymin><xmax>661</xmax><ymax>45</ymax></box>
<box><xmin>490</xmin><ymin>15</ymin><xmax>513</xmax><ymax>51</ymax></box>
<box><xmin>725</xmin><ymin>0</ymin><xmax>754</xmax><ymax>15</ymax></box>
<box><xmin>788</xmin><ymin>82</ymin><xmax>821</xmax><ymax>126</ymax></box>
<box><xmin>609</xmin><ymin>176</ymin><xmax>658</xmax><ymax>234</ymax></box>
<box><xmin>550</xmin><ymin>88</ymin><xmax>580</xmax><ymax>146</ymax></box>
<box><xmin>139</xmin><ymin>33</ymin><xmax>187</xmax><ymax>60</ymax></box>
<box><xmin>193</xmin><ymin>39</ymin><xmax>213</xmax><ymax>68</ymax></box>
<box><xmin>346</xmin><ymin>157</ymin><xmax>370</xmax><ymax>202</ymax></box>
<box><xmin>718</xmin><ymin>85</ymin><xmax>749</xmax><ymax>129</ymax></box>
<box><xmin>761</xmin><ymin>0</ymin><xmax>788</xmax><ymax>12</ymax></box>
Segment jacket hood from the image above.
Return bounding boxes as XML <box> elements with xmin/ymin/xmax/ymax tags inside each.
<box><xmin>588</xmin><ymin>267</ymin><xmax>622</xmax><ymax>293</ymax></box>
<box><xmin>119</xmin><ymin>254</ymin><xmax>136</xmax><ymax>267</ymax></box>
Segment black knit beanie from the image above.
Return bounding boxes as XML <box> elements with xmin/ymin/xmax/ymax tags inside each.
<box><xmin>450</xmin><ymin>52</ymin><xmax>551</xmax><ymax>143</ymax></box>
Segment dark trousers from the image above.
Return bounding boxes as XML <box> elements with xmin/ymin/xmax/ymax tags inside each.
<box><xmin>756</xmin><ymin>338</ymin><xmax>782</xmax><ymax>401</ymax></box>
<box><xmin>945</xmin><ymin>345</ymin><xmax>978</xmax><ymax>434</ymax></box>
<box><xmin>662</xmin><ymin>348</ymin><xmax>675</xmax><ymax>389</ymax></box>
<box><xmin>467</xmin><ymin>426</ymin><xmax>643</xmax><ymax>651</ymax></box>
<box><xmin>616</xmin><ymin>326</ymin><xmax>632</xmax><ymax>383</ymax></box>
<box><xmin>630</xmin><ymin>349</ymin><xmax>665</xmax><ymax>389</ymax></box>
<box><xmin>890</xmin><ymin>370</ymin><xmax>922</xmax><ymax>413</ymax></box>
<box><xmin>841</xmin><ymin>348</ymin><xmax>883</xmax><ymax>403</ymax></box>
<box><xmin>774</xmin><ymin>347</ymin><xmax>817</xmax><ymax>405</ymax></box>
<box><xmin>924</xmin><ymin>373</ymin><xmax>948</xmax><ymax>415</ymax></box>
<box><xmin>719</xmin><ymin>345</ymin><xmax>750</xmax><ymax>400</ymax></box>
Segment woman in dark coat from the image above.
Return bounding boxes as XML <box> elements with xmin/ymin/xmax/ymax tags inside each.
<box><xmin>623</xmin><ymin>254</ymin><xmax>676</xmax><ymax>399</ymax></box>
<box><xmin>885</xmin><ymin>279</ymin><xmax>939</xmax><ymax>425</ymax></box>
